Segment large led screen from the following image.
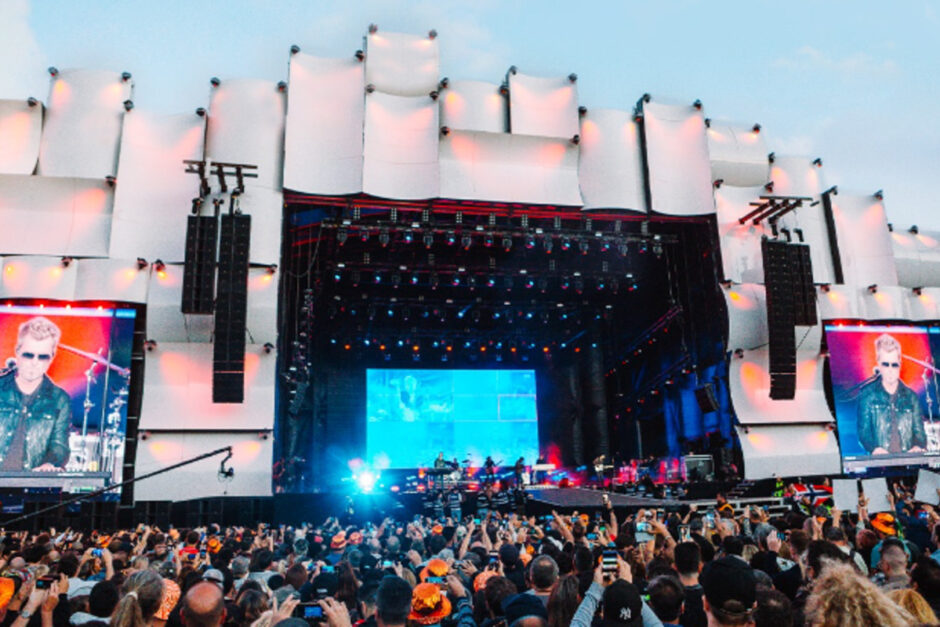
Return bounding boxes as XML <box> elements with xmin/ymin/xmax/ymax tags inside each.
<box><xmin>827</xmin><ymin>324</ymin><xmax>940</xmax><ymax>472</ymax></box>
<box><xmin>0</xmin><ymin>304</ymin><xmax>136</xmax><ymax>494</ymax></box>
<box><xmin>366</xmin><ymin>369</ymin><xmax>539</xmax><ymax>469</ymax></box>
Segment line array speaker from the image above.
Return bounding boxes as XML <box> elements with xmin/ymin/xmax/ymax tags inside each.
<box><xmin>790</xmin><ymin>243</ymin><xmax>818</xmax><ymax>326</ymax></box>
<box><xmin>182</xmin><ymin>216</ymin><xmax>218</xmax><ymax>314</ymax></box>
<box><xmin>213</xmin><ymin>214</ymin><xmax>251</xmax><ymax>403</ymax></box>
<box><xmin>762</xmin><ymin>239</ymin><xmax>796</xmax><ymax>400</ymax></box>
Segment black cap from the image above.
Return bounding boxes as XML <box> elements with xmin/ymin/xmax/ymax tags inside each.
<box><xmin>502</xmin><ymin>593</ymin><xmax>548</xmax><ymax>623</ymax></box>
<box><xmin>701</xmin><ymin>556</ymin><xmax>757</xmax><ymax>620</ymax></box>
<box><xmin>601</xmin><ymin>580</ymin><xmax>643</xmax><ymax>626</ymax></box>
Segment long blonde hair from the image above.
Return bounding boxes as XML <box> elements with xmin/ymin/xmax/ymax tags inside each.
<box><xmin>111</xmin><ymin>570</ymin><xmax>165</xmax><ymax>627</ymax></box>
<box><xmin>887</xmin><ymin>588</ymin><xmax>938</xmax><ymax>625</ymax></box>
<box><xmin>804</xmin><ymin>561</ymin><xmax>915</xmax><ymax>627</ymax></box>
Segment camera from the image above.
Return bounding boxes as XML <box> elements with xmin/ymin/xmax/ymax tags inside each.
<box><xmin>91</xmin><ymin>549</ymin><xmax>103</xmax><ymax>558</ymax></box>
<box><xmin>293</xmin><ymin>602</ymin><xmax>323</xmax><ymax>623</ymax></box>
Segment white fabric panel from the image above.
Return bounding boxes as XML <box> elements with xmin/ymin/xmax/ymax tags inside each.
<box><xmin>723</xmin><ymin>284</ymin><xmax>768</xmax><ymax>351</ymax></box>
<box><xmin>440</xmin><ymin>80</ymin><xmax>506</xmax><ymax>133</ymax></box>
<box><xmin>73</xmin><ymin>258</ymin><xmax>149</xmax><ymax>303</ymax></box>
<box><xmin>0</xmin><ymin>174</ymin><xmax>113</xmax><ymax>257</ymax></box>
<box><xmin>0</xmin><ymin>100</ymin><xmax>43</xmax><ymax>174</ymax></box>
<box><xmin>246</xmin><ymin>267</ymin><xmax>277</xmax><ymax>346</ymax></box>
<box><xmin>769</xmin><ymin>156</ymin><xmax>833</xmax><ymax>284</ymax></box>
<box><xmin>110</xmin><ymin>112</ymin><xmax>205</xmax><ymax>262</ymax></box>
<box><xmin>831</xmin><ymin>194</ymin><xmax>897</xmax><ymax>289</ymax></box>
<box><xmin>0</xmin><ymin>255</ymin><xmax>77</xmax><ymax>300</ymax></box>
<box><xmin>736</xmin><ymin>425</ymin><xmax>841</xmax><ymax>480</ymax></box>
<box><xmin>205</xmin><ymin>79</ymin><xmax>285</xmax><ymax>190</ymax></box>
<box><xmin>816</xmin><ymin>285</ymin><xmax>860</xmax><ymax>320</ymax></box>
<box><xmin>362</xmin><ymin>92</ymin><xmax>439</xmax><ymax>200</ymax></box>
<box><xmin>642</xmin><ymin>101</ymin><xmax>714</xmax><ymax>216</ymax></box>
<box><xmin>365</xmin><ymin>31</ymin><xmax>440</xmax><ymax>97</ymax></box>
<box><xmin>439</xmin><ymin>130</ymin><xmax>581</xmax><ymax>205</ymax></box>
<box><xmin>859</xmin><ymin>285</ymin><xmax>911</xmax><ymax>320</ymax></box>
<box><xmin>138</xmin><ymin>342</ymin><xmax>275</xmax><ymax>430</ymax></box>
<box><xmin>144</xmin><ymin>263</ymin><xmax>213</xmax><ymax>343</ymax></box>
<box><xmin>910</xmin><ymin>288</ymin><xmax>940</xmax><ymax>321</ymax></box>
<box><xmin>707</xmin><ymin>122</ymin><xmax>769</xmax><ymax>187</ymax></box>
<box><xmin>892</xmin><ymin>229</ymin><xmax>940</xmax><ymax>290</ymax></box>
<box><xmin>508</xmin><ymin>72</ymin><xmax>579</xmax><ymax>139</ymax></box>
<box><xmin>714</xmin><ymin>185</ymin><xmax>773</xmax><ymax>283</ymax></box>
<box><xmin>38</xmin><ymin>69</ymin><xmax>131</xmax><ymax>178</ymax></box>
<box><xmin>238</xmin><ymin>187</ymin><xmax>283</xmax><ymax>265</ymax></box>
<box><xmin>578</xmin><ymin>108</ymin><xmax>645</xmax><ymax>211</ymax></box>
<box><xmin>283</xmin><ymin>53</ymin><xmax>364</xmax><ymax>195</ymax></box>
<box><xmin>729</xmin><ymin>347</ymin><xmax>830</xmax><ymax>424</ymax></box>
<box><xmin>133</xmin><ymin>432</ymin><xmax>272</xmax><ymax>499</ymax></box>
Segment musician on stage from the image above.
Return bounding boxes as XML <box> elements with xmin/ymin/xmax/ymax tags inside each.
<box><xmin>513</xmin><ymin>456</ymin><xmax>525</xmax><ymax>487</ymax></box>
<box><xmin>483</xmin><ymin>455</ymin><xmax>497</xmax><ymax>484</ymax></box>
<box><xmin>433</xmin><ymin>452</ymin><xmax>449</xmax><ymax>470</ymax></box>
<box><xmin>593</xmin><ymin>454</ymin><xmax>608</xmax><ymax>486</ymax></box>
<box><xmin>0</xmin><ymin>317</ymin><xmax>71</xmax><ymax>471</ymax></box>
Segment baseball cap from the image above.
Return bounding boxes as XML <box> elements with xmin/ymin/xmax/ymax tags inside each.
<box><xmin>202</xmin><ymin>569</ymin><xmax>225</xmax><ymax>589</ymax></box>
<box><xmin>600</xmin><ymin>580</ymin><xmax>643</xmax><ymax>626</ymax></box>
<box><xmin>502</xmin><ymin>593</ymin><xmax>548</xmax><ymax>624</ymax></box>
<box><xmin>701</xmin><ymin>556</ymin><xmax>757</xmax><ymax>621</ymax></box>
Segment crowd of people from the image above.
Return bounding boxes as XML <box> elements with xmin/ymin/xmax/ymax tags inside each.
<box><xmin>2</xmin><ymin>479</ymin><xmax>940</xmax><ymax>627</ymax></box>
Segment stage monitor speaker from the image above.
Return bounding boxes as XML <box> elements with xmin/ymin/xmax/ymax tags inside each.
<box><xmin>762</xmin><ymin>238</ymin><xmax>797</xmax><ymax>400</ymax></box>
<box><xmin>694</xmin><ymin>383</ymin><xmax>719</xmax><ymax>413</ymax></box>
<box><xmin>182</xmin><ymin>215</ymin><xmax>218</xmax><ymax>314</ymax></box>
<box><xmin>213</xmin><ymin>213</ymin><xmax>251</xmax><ymax>403</ymax></box>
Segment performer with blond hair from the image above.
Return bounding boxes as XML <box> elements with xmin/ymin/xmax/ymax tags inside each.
<box><xmin>0</xmin><ymin>317</ymin><xmax>71</xmax><ymax>471</ymax></box>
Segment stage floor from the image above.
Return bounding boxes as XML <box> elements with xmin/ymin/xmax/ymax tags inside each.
<box><xmin>526</xmin><ymin>487</ymin><xmax>681</xmax><ymax>509</ymax></box>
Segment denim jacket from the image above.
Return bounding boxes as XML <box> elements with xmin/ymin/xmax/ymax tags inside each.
<box><xmin>857</xmin><ymin>379</ymin><xmax>926</xmax><ymax>454</ymax></box>
<box><xmin>0</xmin><ymin>372</ymin><xmax>71</xmax><ymax>469</ymax></box>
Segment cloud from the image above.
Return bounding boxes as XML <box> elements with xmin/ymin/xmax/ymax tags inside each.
<box><xmin>773</xmin><ymin>45</ymin><xmax>897</xmax><ymax>77</ymax></box>
<box><xmin>0</xmin><ymin>0</ymin><xmax>45</xmax><ymax>100</ymax></box>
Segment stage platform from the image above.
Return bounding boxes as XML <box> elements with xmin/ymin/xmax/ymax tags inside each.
<box><xmin>526</xmin><ymin>487</ymin><xmax>681</xmax><ymax>509</ymax></box>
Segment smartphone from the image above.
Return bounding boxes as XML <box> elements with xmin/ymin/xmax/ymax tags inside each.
<box><xmin>636</xmin><ymin>522</ymin><xmax>649</xmax><ymax>533</ymax></box>
<box><xmin>294</xmin><ymin>603</ymin><xmax>323</xmax><ymax>620</ymax></box>
<box><xmin>91</xmin><ymin>549</ymin><xmax>103</xmax><ymax>558</ymax></box>
<box><xmin>426</xmin><ymin>576</ymin><xmax>446</xmax><ymax>585</ymax></box>
<box><xmin>473</xmin><ymin>519</ymin><xmax>481</xmax><ymax>525</ymax></box>
<box><xmin>35</xmin><ymin>577</ymin><xmax>54</xmax><ymax>590</ymax></box>
<box><xmin>321</xmin><ymin>565</ymin><xmax>334</xmax><ymax>573</ymax></box>
<box><xmin>199</xmin><ymin>550</ymin><xmax>207</xmax><ymax>558</ymax></box>
<box><xmin>679</xmin><ymin>525</ymin><xmax>691</xmax><ymax>543</ymax></box>
<box><xmin>382</xmin><ymin>560</ymin><xmax>394</xmax><ymax>568</ymax></box>
<box><xmin>601</xmin><ymin>550</ymin><xmax>618</xmax><ymax>576</ymax></box>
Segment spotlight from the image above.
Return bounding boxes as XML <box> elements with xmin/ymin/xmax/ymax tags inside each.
<box><xmin>867</xmin><ymin>284</ymin><xmax>878</xmax><ymax>294</ymax></box>
<box><xmin>136</xmin><ymin>257</ymin><xmax>148</xmax><ymax>270</ymax></box>
<box><xmin>428</xmin><ymin>29</ymin><xmax>438</xmax><ymax>39</ymax></box>
<box><xmin>560</xmin><ymin>238</ymin><xmax>570</xmax><ymax>251</ymax></box>
<box><xmin>502</xmin><ymin>236</ymin><xmax>513</xmax><ymax>251</ymax></box>
<box><xmin>579</xmin><ymin>105</ymin><xmax>588</xmax><ymax>117</ymax></box>
<box><xmin>266</xmin><ymin>264</ymin><xmax>277</xmax><ymax>275</ymax></box>
<box><xmin>461</xmin><ymin>233</ymin><xmax>472</xmax><ymax>249</ymax></box>
<box><xmin>812</xmin><ymin>158</ymin><xmax>823</xmax><ymax>167</ymax></box>
<box><xmin>618</xmin><ymin>242</ymin><xmax>628</xmax><ymax>256</ymax></box>
<box><xmin>445</xmin><ymin>231</ymin><xmax>456</xmax><ymax>246</ymax></box>
<box><xmin>263</xmin><ymin>342</ymin><xmax>274</xmax><ymax>354</ymax></box>
<box><xmin>914</xmin><ymin>287</ymin><xmax>924</xmax><ymax>296</ymax></box>
<box><xmin>733</xmin><ymin>348</ymin><xmax>744</xmax><ymax>358</ymax></box>
<box><xmin>410</xmin><ymin>273</ymin><xmax>419</xmax><ymax>285</ymax></box>
<box><xmin>60</xmin><ymin>256</ymin><xmax>72</xmax><ymax>268</ymax></box>
<box><xmin>768</xmin><ymin>152</ymin><xmax>775</xmax><ymax>164</ymax></box>
<box><xmin>910</xmin><ymin>225</ymin><xmax>919</xmax><ymax>234</ymax></box>
<box><xmin>819</xmin><ymin>283</ymin><xmax>831</xmax><ymax>293</ymax></box>
<box><xmin>369</xmin><ymin>23</ymin><xmax>378</xmax><ymax>34</ymax></box>
<box><xmin>403</xmin><ymin>230</ymin><xmax>414</xmax><ymax>244</ymax></box>
<box><xmin>874</xmin><ymin>189</ymin><xmax>884</xmax><ymax>200</ymax></box>
<box><xmin>277</xmin><ymin>81</ymin><xmax>287</xmax><ymax>92</ymax></box>
<box><xmin>121</xmin><ymin>71</ymin><xmax>132</xmax><ymax>82</ymax></box>
<box><xmin>360</xmin><ymin>229</ymin><xmax>370</xmax><ymax>242</ymax></box>
<box><xmin>524</xmin><ymin>235</ymin><xmax>536</xmax><ymax>249</ymax></box>
<box><xmin>355</xmin><ymin>49</ymin><xmax>365</xmax><ymax>62</ymax></box>
<box><xmin>153</xmin><ymin>259</ymin><xmax>166</xmax><ymax>273</ymax></box>
<box><xmin>568</xmin><ymin>73</ymin><xmax>577</xmax><ymax>83</ymax></box>
<box><xmin>48</xmin><ymin>66</ymin><xmax>58</xmax><ymax>77</ymax></box>
<box><xmin>105</xmin><ymin>175</ymin><xmax>116</xmax><ymax>187</ymax></box>
<box><xmin>764</xmin><ymin>181</ymin><xmax>774</xmax><ymax>193</ymax></box>
<box><xmin>752</xmin><ymin>123</ymin><xmax>761</xmax><ymax>133</ymax></box>
<box><xmin>210</xmin><ymin>77</ymin><xmax>221</xmax><ymax>87</ymax></box>
<box><xmin>290</xmin><ymin>44</ymin><xmax>301</xmax><ymax>54</ymax></box>
<box><xmin>336</xmin><ymin>228</ymin><xmax>347</xmax><ymax>244</ymax></box>
<box><xmin>378</xmin><ymin>229</ymin><xmax>390</xmax><ymax>247</ymax></box>
<box><xmin>27</xmin><ymin>97</ymin><xmax>38</xmax><ymax>107</ymax></box>
<box><xmin>704</xmin><ymin>118</ymin><xmax>711</xmax><ymax>128</ymax></box>
<box><xmin>570</xmin><ymin>134</ymin><xmax>580</xmax><ymax>145</ymax></box>
<box><xmin>195</xmin><ymin>107</ymin><xmax>206</xmax><ymax>117</ymax></box>
<box><xmin>483</xmin><ymin>234</ymin><xmax>494</xmax><ymax>248</ymax></box>
<box><xmin>543</xmin><ymin>238</ymin><xmax>553</xmax><ymax>254</ymax></box>
<box><xmin>579</xmin><ymin>239</ymin><xmax>589</xmax><ymax>255</ymax></box>
<box><xmin>692</xmin><ymin>99</ymin><xmax>702</xmax><ymax>110</ymax></box>
<box><xmin>423</xmin><ymin>232</ymin><xmax>434</xmax><ymax>248</ymax></box>
<box><xmin>144</xmin><ymin>339</ymin><xmax>158</xmax><ymax>352</ymax></box>
<box><xmin>713</xmin><ymin>179</ymin><xmax>724</xmax><ymax>189</ymax></box>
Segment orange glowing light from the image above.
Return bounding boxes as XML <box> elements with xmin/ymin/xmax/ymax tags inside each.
<box><xmin>480</xmin><ymin>346</ymin><xmax>487</xmax><ymax>352</ymax></box>
<box><xmin>543</xmin><ymin>346</ymin><xmax>550</xmax><ymax>353</ymax></box>
<box><xmin>51</xmin><ymin>267</ymin><xmax>61</xmax><ymax>276</ymax></box>
<box><xmin>157</xmin><ymin>271</ymin><xmax>167</xmax><ymax>279</ymax></box>
<box><xmin>412</xmin><ymin>345</ymin><xmax>420</xmax><ymax>352</ymax></box>
<box><xmin>729</xmin><ymin>291</ymin><xmax>740</xmax><ymax>301</ymax></box>
<box><xmin>379</xmin><ymin>344</ymin><xmax>386</xmax><ymax>351</ymax></box>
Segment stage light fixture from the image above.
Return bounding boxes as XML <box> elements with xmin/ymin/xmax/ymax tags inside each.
<box><xmin>460</xmin><ymin>233</ymin><xmax>472</xmax><ymax>250</ymax></box>
<box><xmin>60</xmin><ymin>256</ymin><xmax>72</xmax><ymax>268</ymax></box>
<box><xmin>867</xmin><ymin>284</ymin><xmax>878</xmax><ymax>294</ymax></box>
<box><xmin>752</xmin><ymin>123</ymin><xmax>761</xmax><ymax>133</ymax></box>
<box><xmin>153</xmin><ymin>259</ymin><xmax>166</xmax><ymax>273</ymax></box>
<box><xmin>543</xmin><ymin>238</ymin><xmax>554</xmax><ymax>254</ymax></box>
<box><xmin>692</xmin><ymin>99</ymin><xmax>702</xmax><ymax>110</ymax></box>
<box><xmin>373</xmin><ymin>272</ymin><xmax>382</xmax><ymax>284</ymax></box>
<box><xmin>27</xmin><ymin>97</ymin><xmax>38</xmax><ymax>107</ymax></box>
<box><xmin>573</xmin><ymin>277</ymin><xmax>584</xmax><ymax>293</ymax></box>
<box><xmin>524</xmin><ymin>235</ymin><xmax>536</xmax><ymax>249</ymax></box>
<box><xmin>277</xmin><ymin>81</ymin><xmax>287</xmax><ymax>93</ymax></box>
<box><xmin>263</xmin><ymin>342</ymin><xmax>274</xmax><ymax>354</ymax></box>
<box><xmin>377</xmin><ymin>229</ymin><xmax>390</xmax><ymax>247</ymax></box>
<box><xmin>913</xmin><ymin>287</ymin><xmax>924</xmax><ymax>296</ymax></box>
<box><xmin>105</xmin><ymin>175</ymin><xmax>116</xmax><ymax>187</ymax></box>
<box><xmin>336</xmin><ymin>228</ymin><xmax>348</xmax><ymax>244</ymax></box>
<box><xmin>144</xmin><ymin>339</ymin><xmax>158</xmax><ymax>352</ymax></box>
<box><xmin>910</xmin><ymin>225</ymin><xmax>919</xmax><ymax>234</ymax></box>
<box><xmin>483</xmin><ymin>234</ymin><xmax>494</xmax><ymax>248</ymax></box>
<box><xmin>48</xmin><ymin>66</ymin><xmax>59</xmax><ymax>77</ymax></box>
<box><xmin>403</xmin><ymin>230</ymin><xmax>414</xmax><ymax>244</ymax></box>
<box><xmin>369</xmin><ymin>23</ymin><xmax>378</xmax><ymax>34</ymax></box>
<box><xmin>812</xmin><ymin>158</ymin><xmax>823</xmax><ymax>167</ymax></box>
<box><xmin>136</xmin><ymin>257</ymin><xmax>148</xmax><ymax>270</ymax></box>
<box><xmin>568</xmin><ymin>73</ymin><xmax>578</xmax><ymax>83</ymax></box>
<box><xmin>122</xmin><ymin>99</ymin><xmax>134</xmax><ymax>112</ymax></box>
<box><xmin>332</xmin><ymin>269</ymin><xmax>342</xmax><ymax>282</ymax></box>
<box><xmin>446</xmin><ymin>231</ymin><xmax>456</xmax><ymax>246</ymax></box>
<box><xmin>195</xmin><ymin>107</ymin><xmax>206</xmax><ymax>117</ymax></box>
<box><xmin>524</xmin><ymin>277</ymin><xmax>534</xmax><ymax>289</ymax></box>
<box><xmin>359</xmin><ymin>229</ymin><xmax>370</xmax><ymax>242</ymax></box>
<box><xmin>210</xmin><ymin>77</ymin><xmax>221</xmax><ymax>87</ymax></box>
<box><xmin>502</xmin><ymin>236</ymin><xmax>513</xmax><ymax>251</ymax></box>
<box><xmin>351</xmin><ymin>271</ymin><xmax>360</xmax><ymax>286</ymax></box>
<box><xmin>818</xmin><ymin>283</ymin><xmax>831</xmax><ymax>293</ymax></box>
<box><xmin>423</xmin><ymin>232</ymin><xmax>434</xmax><ymax>248</ymax></box>
<box><xmin>561</xmin><ymin>277</ymin><xmax>570</xmax><ymax>290</ymax></box>
<box><xmin>410</xmin><ymin>273</ymin><xmax>419</xmax><ymax>285</ymax></box>
<box><xmin>561</xmin><ymin>238</ymin><xmax>571</xmax><ymax>251</ymax></box>
<box><xmin>391</xmin><ymin>273</ymin><xmax>401</xmax><ymax>288</ymax></box>
<box><xmin>874</xmin><ymin>189</ymin><xmax>884</xmax><ymax>200</ymax></box>
<box><xmin>579</xmin><ymin>239</ymin><xmax>589</xmax><ymax>255</ymax></box>
<box><xmin>486</xmin><ymin>276</ymin><xmax>496</xmax><ymax>288</ymax></box>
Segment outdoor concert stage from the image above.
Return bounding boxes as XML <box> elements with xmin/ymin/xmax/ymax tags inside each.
<box><xmin>525</xmin><ymin>487</ymin><xmax>681</xmax><ymax>510</ymax></box>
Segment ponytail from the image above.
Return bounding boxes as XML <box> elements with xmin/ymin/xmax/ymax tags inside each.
<box><xmin>110</xmin><ymin>570</ymin><xmax>164</xmax><ymax>627</ymax></box>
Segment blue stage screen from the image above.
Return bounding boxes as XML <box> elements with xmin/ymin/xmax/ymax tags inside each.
<box><xmin>366</xmin><ymin>369</ymin><xmax>539</xmax><ymax>469</ymax></box>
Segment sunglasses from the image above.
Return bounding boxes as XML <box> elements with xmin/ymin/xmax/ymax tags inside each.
<box><xmin>880</xmin><ymin>362</ymin><xmax>901</xmax><ymax>369</ymax></box>
<box><xmin>19</xmin><ymin>352</ymin><xmax>52</xmax><ymax>361</ymax></box>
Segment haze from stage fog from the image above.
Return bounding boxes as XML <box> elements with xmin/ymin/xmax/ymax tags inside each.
<box><xmin>0</xmin><ymin>0</ymin><xmax>936</xmax><ymax>229</ymax></box>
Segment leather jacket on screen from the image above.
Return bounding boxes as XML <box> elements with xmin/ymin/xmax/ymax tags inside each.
<box><xmin>0</xmin><ymin>372</ymin><xmax>71</xmax><ymax>469</ymax></box>
<box><xmin>856</xmin><ymin>379</ymin><xmax>927</xmax><ymax>454</ymax></box>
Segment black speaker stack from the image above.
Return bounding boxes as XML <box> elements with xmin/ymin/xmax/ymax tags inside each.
<box><xmin>213</xmin><ymin>214</ymin><xmax>251</xmax><ymax>403</ymax></box>
<box><xmin>182</xmin><ymin>216</ymin><xmax>218</xmax><ymax>314</ymax></box>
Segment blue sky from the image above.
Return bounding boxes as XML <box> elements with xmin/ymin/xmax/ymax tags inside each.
<box><xmin>1</xmin><ymin>0</ymin><xmax>937</xmax><ymax>228</ymax></box>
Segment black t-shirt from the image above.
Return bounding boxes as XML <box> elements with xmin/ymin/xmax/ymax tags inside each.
<box><xmin>681</xmin><ymin>584</ymin><xmax>707</xmax><ymax>627</ymax></box>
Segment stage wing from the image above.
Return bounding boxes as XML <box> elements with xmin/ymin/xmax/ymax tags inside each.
<box><xmin>440</xmin><ymin>80</ymin><xmax>507</xmax><ymax>133</ymax></box>
<box><xmin>736</xmin><ymin>424</ymin><xmax>841</xmax><ymax>479</ymax></box>
<box><xmin>38</xmin><ymin>69</ymin><xmax>131</xmax><ymax>178</ymax></box>
<box><xmin>363</xmin><ymin>92</ymin><xmax>439</xmax><ymax>200</ymax></box>
<box><xmin>0</xmin><ymin>174</ymin><xmax>112</xmax><ymax>256</ymax></box>
<box><xmin>769</xmin><ymin>156</ymin><xmax>834</xmax><ymax>284</ymax></box>
<box><xmin>239</xmin><ymin>187</ymin><xmax>283</xmax><ymax>266</ymax></box>
<box><xmin>365</xmin><ymin>30</ymin><xmax>440</xmax><ymax>97</ymax></box>
<box><xmin>0</xmin><ymin>99</ymin><xmax>43</xmax><ymax>174</ymax></box>
<box><xmin>729</xmin><ymin>345</ymin><xmax>831</xmax><ymax>424</ymax></box>
<box><xmin>246</xmin><ymin>266</ymin><xmax>277</xmax><ymax>346</ymax></box>
<box><xmin>283</xmin><ymin>52</ymin><xmax>364</xmax><ymax>194</ymax></box>
<box><xmin>508</xmin><ymin>71</ymin><xmax>579</xmax><ymax>139</ymax></box>
<box><xmin>714</xmin><ymin>185</ymin><xmax>775</xmax><ymax>283</ymax></box>
<box><xmin>73</xmin><ymin>258</ymin><xmax>149</xmax><ymax>303</ymax></box>
<box><xmin>205</xmin><ymin>79</ymin><xmax>286</xmax><ymax>191</ymax></box>
<box><xmin>859</xmin><ymin>285</ymin><xmax>911</xmax><ymax>320</ymax></box>
<box><xmin>134</xmin><ymin>432</ymin><xmax>273</xmax><ymax>499</ymax></box>
<box><xmin>139</xmin><ymin>342</ymin><xmax>275</xmax><ymax>430</ymax></box>
<box><xmin>831</xmin><ymin>193</ymin><xmax>897</xmax><ymax>289</ymax></box>
<box><xmin>816</xmin><ymin>284</ymin><xmax>860</xmax><ymax>320</ymax></box>
<box><xmin>723</xmin><ymin>283</ymin><xmax>768</xmax><ymax>351</ymax></box>
<box><xmin>144</xmin><ymin>262</ymin><xmax>213</xmax><ymax>343</ymax></box>
<box><xmin>578</xmin><ymin>108</ymin><xmax>645</xmax><ymax>211</ymax></box>
<box><xmin>642</xmin><ymin>101</ymin><xmax>714</xmax><ymax>216</ymax></box>
<box><xmin>892</xmin><ymin>228</ymin><xmax>940</xmax><ymax>290</ymax></box>
<box><xmin>439</xmin><ymin>130</ymin><xmax>580</xmax><ymax>205</ymax></box>
<box><xmin>910</xmin><ymin>287</ymin><xmax>940</xmax><ymax>321</ymax></box>
<box><xmin>0</xmin><ymin>255</ymin><xmax>78</xmax><ymax>300</ymax></box>
<box><xmin>110</xmin><ymin>111</ymin><xmax>205</xmax><ymax>262</ymax></box>
<box><xmin>707</xmin><ymin>121</ymin><xmax>769</xmax><ymax>187</ymax></box>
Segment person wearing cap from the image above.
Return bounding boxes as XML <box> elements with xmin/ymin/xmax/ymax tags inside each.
<box><xmin>700</xmin><ymin>556</ymin><xmax>756</xmax><ymax>627</ymax></box>
<box><xmin>570</xmin><ymin>559</ymin><xmax>663</xmax><ymax>627</ymax></box>
<box><xmin>373</xmin><ymin>575</ymin><xmax>412</xmax><ymax>627</ymax></box>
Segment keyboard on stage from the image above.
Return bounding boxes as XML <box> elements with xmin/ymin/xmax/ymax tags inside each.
<box><xmin>0</xmin><ymin>471</ymin><xmax>111</xmax><ymax>489</ymax></box>
<box><xmin>532</xmin><ymin>464</ymin><xmax>556</xmax><ymax>471</ymax></box>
